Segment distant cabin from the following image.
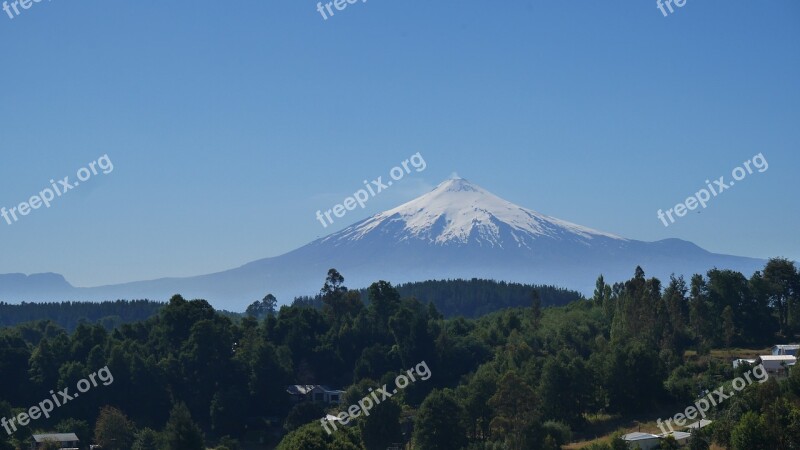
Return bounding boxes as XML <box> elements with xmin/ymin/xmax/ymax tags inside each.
<box><xmin>31</xmin><ymin>433</ymin><xmax>79</xmax><ymax>450</ymax></box>
<box><xmin>686</xmin><ymin>419</ymin><xmax>713</xmax><ymax>430</ymax></box>
<box><xmin>772</xmin><ymin>344</ymin><xmax>800</xmax><ymax>356</ymax></box>
<box><xmin>621</xmin><ymin>432</ymin><xmax>661</xmax><ymax>450</ymax></box>
<box><xmin>657</xmin><ymin>431</ymin><xmax>691</xmax><ymax>446</ymax></box>
<box><xmin>757</xmin><ymin>355</ymin><xmax>797</xmax><ymax>376</ymax></box>
<box><xmin>732</xmin><ymin>358</ymin><xmax>757</xmax><ymax>369</ymax></box>
<box><xmin>286</xmin><ymin>385</ymin><xmax>345</xmax><ymax>404</ymax></box>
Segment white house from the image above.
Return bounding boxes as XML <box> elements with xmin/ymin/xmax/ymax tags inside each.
<box><xmin>657</xmin><ymin>431</ymin><xmax>691</xmax><ymax>446</ymax></box>
<box><xmin>31</xmin><ymin>433</ymin><xmax>79</xmax><ymax>450</ymax></box>
<box><xmin>757</xmin><ymin>355</ymin><xmax>796</xmax><ymax>375</ymax></box>
<box><xmin>286</xmin><ymin>385</ymin><xmax>345</xmax><ymax>404</ymax></box>
<box><xmin>732</xmin><ymin>358</ymin><xmax>756</xmax><ymax>369</ymax></box>
<box><xmin>772</xmin><ymin>344</ymin><xmax>800</xmax><ymax>356</ymax></box>
<box><xmin>622</xmin><ymin>432</ymin><xmax>661</xmax><ymax>450</ymax></box>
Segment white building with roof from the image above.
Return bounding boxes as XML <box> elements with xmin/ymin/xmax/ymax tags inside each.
<box><xmin>758</xmin><ymin>355</ymin><xmax>796</xmax><ymax>375</ymax></box>
<box><xmin>657</xmin><ymin>430</ymin><xmax>692</xmax><ymax>446</ymax></box>
<box><xmin>31</xmin><ymin>433</ymin><xmax>79</xmax><ymax>450</ymax></box>
<box><xmin>621</xmin><ymin>432</ymin><xmax>661</xmax><ymax>450</ymax></box>
<box><xmin>732</xmin><ymin>358</ymin><xmax>757</xmax><ymax>369</ymax></box>
<box><xmin>686</xmin><ymin>419</ymin><xmax>713</xmax><ymax>430</ymax></box>
<box><xmin>772</xmin><ymin>344</ymin><xmax>800</xmax><ymax>356</ymax></box>
<box><xmin>286</xmin><ymin>385</ymin><xmax>345</xmax><ymax>404</ymax></box>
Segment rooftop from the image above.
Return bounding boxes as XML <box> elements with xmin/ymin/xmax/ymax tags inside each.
<box><xmin>686</xmin><ymin>419</ymin><xmax>713</xmax><ymax>429</ymax></box>
<box><xmin>759</xmin><ymin>355</ymin><xmax>797</xmax><ymax>361</ymax></box>
<box><xmin>32</xmin><ymin>433</ymin><xmax>79</xmax><ymax>443</ymax></box>
<box><xmin>622</xmin><ymin>432</ymin><xmax>660</xmax><ymax>441</ymax></box>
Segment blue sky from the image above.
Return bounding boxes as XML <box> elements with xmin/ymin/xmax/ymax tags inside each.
<box><xmin>0</xmin><ymin>0</ymin><xmax>798</xmax><ymax>287</ymax></box>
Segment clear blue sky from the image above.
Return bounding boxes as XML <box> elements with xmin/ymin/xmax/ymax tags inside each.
<box><xmin>0</xmin><ymin>0</ymin><xmax>797</xmax><ymax>287</ymax></box>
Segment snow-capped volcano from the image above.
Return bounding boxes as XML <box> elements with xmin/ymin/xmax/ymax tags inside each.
<box><xmin>328</xmin><ymin>177</ymin><xmax>624</xmax><ymax>248</ymax></box>
<box><xmin>0</xmin><ymin>178</ymin><xmax>766</xmax><ymax>309</ymax></box>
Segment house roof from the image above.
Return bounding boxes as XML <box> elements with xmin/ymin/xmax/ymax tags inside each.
<box><xmin>658</xmin><ymin>431</ymin><xmax>692</xmax><ymax>440</ymax></box>
<box><xmin>314</xmin><ymin>385</ymin><xmax>344</xmax><ymax>394</ymax></box>
<box><xmin>286</xmin><ymin>385</ymin><xmax>317</xmax><ymax>395</ymax></box>
<box><xmin>759</xmin><ymin>355</ymin><xmax>797</xmax><ymax>361</ymax></box>
<box><xmin>773</xmin><ymin>344</ymin><xmax>800</xmax><ymax>349</ymax></box>
<box><xmin>32</xmin><ymin>433</ymin><xmax>79</xmax><ymax>443</ymax></box>
<box><xmin>622</xmin><ymin>432</ymin><xmax>660</xmax><ymax>441</ymax></box>
<box><xmin>286</xmin><ymin>385</ymin><xmax>345</xmax><ymax>395</ymax></box>
<box><xmin>686</xmin><ymin>419</ymin><xmax>713</xmax><ymax>429</ymax></box>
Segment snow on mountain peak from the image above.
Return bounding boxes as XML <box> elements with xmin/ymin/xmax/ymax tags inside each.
<box><xmin>326</xmin><ymin>178</ymin><xmax>626</xmax><ymax>248</ymax></box>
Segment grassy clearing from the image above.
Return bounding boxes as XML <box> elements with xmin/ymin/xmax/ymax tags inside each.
<box><xmin>684</xmin><ymin>346</ymin><xmax>771</xmax><ymax>361</ymax></box>
<box><xmin>566</xmin><ymin>346</ymin><xmax>771</xmax><ymax>449</ymax></box>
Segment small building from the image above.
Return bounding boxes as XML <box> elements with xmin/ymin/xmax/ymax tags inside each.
<box><xmin>286</xmin><ymin>385</ymin><xmax>345</xmax><ymax>404</ymax></box>
<box><xmin>621</xmin><ymin>432</ymin><xmax>661</xmax><ymax>450</ymax></box>
<box><xmin>657</xmin><ymin>431</ymin><xmax>691</xmax><ymax>446</ymax></box>
<box><xmin>324</xmin><ymin>413</ymin><xmax>346</xmax><ymax>425</ymax></box>
<box><xmin>732</xmin><ymin>358</ymin><xmax>756</xmax><ymax>369</ymax></box>
<box><xmin>31</xmin><ymin>433</ymin><xmax>79</xmax><ymax>450</ymax></box>
<box><xmin>757</xmin><ymin>355</ymin><xmax>796</xmax><ymax>375</ymax></box>
<box><xmin>772</xmin><ymin>344</ymin><xmax>800</xmax><ymax>356</ymax></box>
<box><xmin>686</xmin><ymin>419</ymin><xmax>713</xmax><ymax>430</ymax></box>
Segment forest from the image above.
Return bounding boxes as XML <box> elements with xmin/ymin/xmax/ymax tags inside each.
<box><xmin>0</xmin><ymin>258</ymin><xmax>798</xmax><ymax>450</ymax></box>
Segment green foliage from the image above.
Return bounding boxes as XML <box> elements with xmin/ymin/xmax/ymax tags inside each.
<box><xmin>246</xmin><ymin>294</ymin><xmax>278</xmax><ymax>319</ymax></box>
<box><xmin>163</xmin><ymin>402</ymin><xmax>205</xmax><ymax>450</ymax></box>
<box><xmin>0</xmin><ymin>261</ymin><xmax>798</xmax><ymax>449</ymax></box>
<box><xmin>132</xmin><ymin>428</ymin><xmax>161</xmax><ymax>450</ymax></box>
<box><xmin>276</xmin><ymin>422</ymin><xmax>362</xmax><ymax>450</ymax></box>
<box><xmin>0</xmin><ymin>300</ymin><xmax>164</xmax><ymax>331</ymax></box>
<box><xmin>296</xmin><ymin>278</ymin><xmax>584</xmax><ymax>318</ymax></box>
<box><xmin>216</xmin><ymin>436</ymin><xmax>241</xmax><ymax>450</ymax></box>
<box><xmin>358</xmin><ymin>398</ymin><xmax>402</xmax><ymax>450</ymax></box>
<box><xmin>413</xmin><ymin>389</ymin><xmax>468</xmax><ymax>450</ymax></box>
<box><xmin>541</xmin><ymin>420</ymin><xmax>572</xmax><ymax>446</ymax></box>
<box><xmin>658</xmin><ymin>435</ymin><xmax>681</xmax><ymax>449</ymax></box>
<box><xmin>489</xmin><ymin>371</ymin><xmax>538</xmax><ymax>449</ymax></box>
<box><xmin>731</xmin><ymin>411</ymin><xmax>772</xmax><ymax>450</ymax></box>
<box><xmin>94</xmin><ymin>406</ymin><xmax>135</xmax><ymax>450</ymax></box>
<box><xmin>284</xmin><ymin>402</ymin><xmax>326</xmax><ymax>433</ymax></box>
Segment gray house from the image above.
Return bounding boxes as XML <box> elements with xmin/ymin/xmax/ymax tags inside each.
<box><xmin>286</xmin><ymin>385</ymin><xmax>345</xmax><ymax>404</ymax></box>
<box><xmin>31</xmin><ymin>433</ymin><xmax>79</xmax><ymax>450</ymax></box>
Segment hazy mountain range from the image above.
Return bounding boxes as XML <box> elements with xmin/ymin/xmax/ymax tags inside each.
<box><xmin>0</xmin><ymin>178</ymin><xmax>765</xmax><ymax>310</ymax></box>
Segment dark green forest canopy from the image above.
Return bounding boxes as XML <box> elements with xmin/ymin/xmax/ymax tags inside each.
<box><xmin>0</xmin><ymin>259</ymin><xmax>798</xmax><ymax>450</ymax></box>
<box><xmin>0</xmin><ymin>279</ymin><xmax>582</xmax><ymax>330</ymax></box>
<box><xmin>292</xmin><ymin>278</ymin><xmax>583</xmax><ymax>317</ymax></box>
<box><xmin>0</xmin><ymin>300</ymin><xmax>164</xmax><ymax>332</ymax></box>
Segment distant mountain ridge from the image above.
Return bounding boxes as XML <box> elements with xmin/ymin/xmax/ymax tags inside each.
<box><xmin>0</xmin><ymin>178</ymin><xmax>766</xmax><ymax>310</ymax></box>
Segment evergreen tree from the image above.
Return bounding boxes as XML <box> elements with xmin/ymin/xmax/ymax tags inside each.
<box><xmin>413</xmin><ymin>389</ymin><xmax>468</xmax><ymax>450</ymax></box>
<box><xmin>163</xmin><ymin>403</ymin><xmax>205</xmax><ymax>450</ymax></box>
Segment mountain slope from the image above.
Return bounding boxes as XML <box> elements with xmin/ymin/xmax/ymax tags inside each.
<box><xmin>0</xmin><ymin>178</ymin><xmax>766</xmax><ymax>309</ymax></box>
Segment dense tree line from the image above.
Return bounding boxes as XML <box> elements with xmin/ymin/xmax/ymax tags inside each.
<box><xmin>0</xmin><ymin>300</ymin><xmax>164</xmax><ymax>332</ymax></box>
<box><xmin>292</xmin><ymin>278</ymin><xmax>583</xmax><ymax>318</ymax></box>
<box><xmin>0</xmin><ymin>259</ymin><xmax>797</xmax><ymax>449</ymax></box>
